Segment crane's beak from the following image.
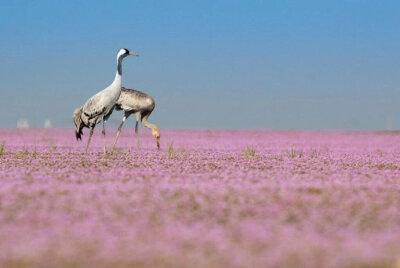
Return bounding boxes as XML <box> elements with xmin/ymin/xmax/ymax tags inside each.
<box><xmin>129</xmin><ymin>52</ymin><xmax>139</xmax><ymax>57</ymax></box>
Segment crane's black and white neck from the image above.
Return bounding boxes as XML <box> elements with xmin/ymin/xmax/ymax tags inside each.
<box><xmin>113</xmin><ymin>48</ymin><xmax>139</xmax><ymax>86</ymax></box>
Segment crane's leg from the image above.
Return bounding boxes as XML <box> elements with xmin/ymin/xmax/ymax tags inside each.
<box><xmin>135</xmin><ymin>112</ymin><xmax>140</xmax><ymax>151</ymax></box>
<box><xmin>102</xmin><ymin>119</ymin><xmax>107</xmax><ymax>155</ymax></box>
<box><xmin>111</xmin><ymin>114</ymin><xmax>128</xmax><ymax>153</ymax></box>
<box><xmin>85</xmin><ymin>126</ymin><xmax>95</xmax><ymax>153</ymax></box>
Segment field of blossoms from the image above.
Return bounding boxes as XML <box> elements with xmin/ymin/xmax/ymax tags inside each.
<box><xmin>0</xmin><ymin>129</ymin><xmax>399</xmax><ymax>268</ymax></box>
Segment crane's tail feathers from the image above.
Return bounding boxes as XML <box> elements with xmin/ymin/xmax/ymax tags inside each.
<box><xmin>73</xmin><ymin>107</ymin><xmax>84</xmax><ymax>141</ymax></box>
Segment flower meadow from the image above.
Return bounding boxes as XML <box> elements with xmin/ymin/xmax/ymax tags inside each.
<box><xmin>0</xmin><ymin>129</ymin><xmax>399</xmax><ymax>268</ymax></box>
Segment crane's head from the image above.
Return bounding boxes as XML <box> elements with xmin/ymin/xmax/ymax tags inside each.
<box><xmin>117</xmin><ymin>48</ymin><xmax>139</xmax><ymax>60</ymax></box>
<box><xmin>152</xmin><ymin>127</ymin><xmax>161</xmax><ymax>150</ymax></box>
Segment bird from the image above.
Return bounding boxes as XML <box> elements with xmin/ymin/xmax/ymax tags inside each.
<box><xmin>111</xmin><ymin>87</ymin><xmax>160</xmax><ymax>151</ymax></box>
<box><xmin>73</xmin><ymin>48</ymin><xmax>138</xmax><ymax>154</ymax></box>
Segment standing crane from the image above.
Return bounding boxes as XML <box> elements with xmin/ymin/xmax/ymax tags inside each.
<box><xmin>73</xmin><ymin>48</ymin><xmax>138</xmax><ymax>154</ymax></box>
<box><xmin>111</xmin><ymin>87</ymin><xmax>160</xmax><ymax>151</ymax></box>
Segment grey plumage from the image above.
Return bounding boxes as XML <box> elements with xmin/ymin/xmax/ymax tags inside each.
<box><xmin>74</xmin><ymin>91</ymin><xmax>115</xmax><ymax>136</ymax></box>
<box><xmin>73</xmin><ymin>48</ymin><xmax>138</xmax><ymax>154</ymax></box>
<box><xmin>73</xmin><ymin>107</ymin><xmax>84</xmax><ymax>140</ymax></box>
<box><xmin>112</xmin><ymin>87</ymin><xmax>161</xmax><ymax>150</ymax></box>
<box><xmin>116</xmin><ymin>87</ymin><xmax>155</xmax><ymax>114</ymax></box>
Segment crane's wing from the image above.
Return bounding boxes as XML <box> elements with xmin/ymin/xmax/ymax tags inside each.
<box><xmin>83</xmin><ymin>94</ymin><xmax>107</xmax><ymax>119</ymax></box>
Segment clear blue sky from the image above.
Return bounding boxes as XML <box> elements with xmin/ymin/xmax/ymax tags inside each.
<box><xmin>0</xmin><ymin>0</ymin><xmax>399</xmax><ymax>130</ymax></box>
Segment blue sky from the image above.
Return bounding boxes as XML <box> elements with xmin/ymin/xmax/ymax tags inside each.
<box><xmin>0</xmin><ymin>0</ymin><xmax>399</xmax><ymax>130</ymax></box>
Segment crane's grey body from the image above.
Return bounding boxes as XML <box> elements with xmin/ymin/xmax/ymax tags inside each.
<box><xmin>73</xmin><ymin>48</ymin><xmax>138</xmax><ymax>154</ymax></box>
<box><xmin>112</xmin><ymin>87</ymin><xmax>161</xmax><ymax>150</ymax></box>
<box><xmin>116</xmin><ymin>87</ymin><xmax>155</xmax><ymax>114</ymax></box>
<box><xmin>78</xmin><ymin>86</ymin><xmax>119</xmax><ymax>127</ymax></box>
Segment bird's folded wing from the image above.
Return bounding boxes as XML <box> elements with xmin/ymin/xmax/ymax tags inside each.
<box><xmin>83</xmin><ymin>97</ymin><xmax>106</xmax><ymax>119</ymax></box>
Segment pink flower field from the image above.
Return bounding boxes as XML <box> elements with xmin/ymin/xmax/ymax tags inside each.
<box><xmin>0</xmin><ymin>129</ymin><xmax>399</xmax><ymax>268</ymax></box>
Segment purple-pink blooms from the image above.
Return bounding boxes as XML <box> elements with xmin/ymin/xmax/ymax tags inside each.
<box><xmin>0</xmin><ymin>129</ymin><xmax>399</xmax><ymax>267</ymax></box>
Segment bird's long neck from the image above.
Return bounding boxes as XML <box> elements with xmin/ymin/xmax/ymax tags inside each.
<box><xmin>142</xmin><ymin>117</ymin><xmax>159</xmax><ymax>133</ymax></box>
<box><xmin>112</xmin><ymin>57</ymin><xmax>123</xmax><ymax>87</ymax></box>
